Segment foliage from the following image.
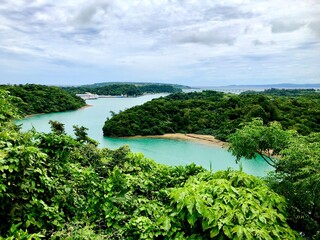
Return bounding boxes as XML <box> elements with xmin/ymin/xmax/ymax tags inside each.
<box><xmin>170</xmin><ymin>170</ymin><xmax>298</xmax><ymax>239</ymax></box>
<box><xmin>49</xmin><ymin>120</ymin><xmax>65</xmax><ymax>135</ymax></box>
<box><xmin>267</xmin><ymin>133</ymin><xmax>320</xmax><ymax>239</ymax></box>
<box><xmin>0</xmin><ymin>84</ymin><xmax>86</xmax><ymax>116</ymax></box>
<box><xmin>72</xmin><ymin>125</ymin><xmax>98</xmax><ymax>146</ymax></box>
<box><xmin>229</xmin><ymin>118</ymin><xmax>319</xmax><ymax>239</ymax></box>
<box><xmin>103</xmin><ymin>90</ymin><xmax>320</xmax><ymax>140</ymax></box>
<box><xmin>227</xmin><ymin>118</ymin><xmax>295</xmax><ymax>166</ymax></box>
<box><xmin>0</xmin><ymin>90</ymin><xmax>21</xmax><ymax>124</ymax></box>
<box><xmin>63</xmin><ymin>83</ymin><xmax>182</xmax><ymax>96</ymax></box>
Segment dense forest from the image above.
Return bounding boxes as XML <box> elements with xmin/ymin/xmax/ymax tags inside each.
<box><xmin>1</xmin><ymin>89</ymin><xmax>313</xmax><ymax>239</ymax></box>
<box><xmin>103</xmin><ymin>89</ymin><xmax>320</xmax><ymax>140</ymax></box>
<box><xmin>0</xmin><ymin>84</ymin><xmax>85</xmax><ymax>117</ymax></box>
<box><xmin>63</xmin><ymin>83</ymin><xmax>183</xmax><ymax>97</ymax></box>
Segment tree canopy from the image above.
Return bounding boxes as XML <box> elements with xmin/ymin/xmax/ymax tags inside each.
<box><xmin>0</xmin><ymin>84</ymin><xmax>86</xmax><ymax>116</ymax></box>
<box><xmin>228</xmin><ymin>119</ymin><xmax>320</xmax><ymax>239</ymax></box>
<box><xmin>227</xmin><ymin>118</ymin><xmax>295</xmax><ymax>167</ymax></box>
<box><xmin>267</xmin><ymin>133</ymin><xmax>320</xmax><ymax>239</ymax></box>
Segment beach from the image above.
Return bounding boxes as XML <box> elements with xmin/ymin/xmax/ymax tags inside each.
<box><xmin>127</xmin><ymin>133</ymin><xmax>227</xmax><ymax>148</ymax></box>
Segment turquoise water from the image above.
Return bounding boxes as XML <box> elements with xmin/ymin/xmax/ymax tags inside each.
<box><xmin>17</xmin><ymin>94</ymin><xmax>273</xmax><ymax>176</ymax></box>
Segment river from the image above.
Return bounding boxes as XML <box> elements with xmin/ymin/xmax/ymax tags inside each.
<box><xmin>17</xmin><ymin>93</ymin><xmax>272</xmax><ymax>176</ymax></box>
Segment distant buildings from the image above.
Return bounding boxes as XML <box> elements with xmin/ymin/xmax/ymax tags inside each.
<box><xmin>76</xmin><ymin>92</ymin><xmax>127</xmax><ymax>100</ymax></box>
<box><xmin>76</xmin><ymin>92</ymin><xmax>99</xmax><ymax>100</ymax></box>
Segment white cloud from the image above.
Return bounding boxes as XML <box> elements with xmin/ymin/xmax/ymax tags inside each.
<box><xmin>271</xmin><ymin>21</ymin><xmax>306</xmax><ymax>33</ymax></box>
<box><xmin>172</xmin><ymin>22</ymin><xmax>243</xmax><ymax>46</ymax></box>
<box><xmin>0</xmin><ymin>0</ymin><xmax>319</xmax><ymax>86</ymax></box>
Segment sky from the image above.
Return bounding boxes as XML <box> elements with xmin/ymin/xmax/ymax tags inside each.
<box><xmin>0</xmin><ymin>0</ymin><xmax>319</xmax><ymax>87</ymax></box>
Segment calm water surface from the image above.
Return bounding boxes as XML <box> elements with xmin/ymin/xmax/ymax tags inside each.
<box><xmin>17</xmin><ymin>94</ymin><xmax>272</xmax><ymax>176</ymax></box>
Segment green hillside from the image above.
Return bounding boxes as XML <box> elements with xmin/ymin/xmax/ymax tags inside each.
<box><xmin>103</xmin><ymin>89</ymin><xmax>320</xmax><ymax>140</ymax></box>
<box><xmin>63</xmin><ymin>83</ymin><xmax>184</xmax><ymax>96</ymax></box>
<box><xmin>0</xmin><ymin>84</ymin><xmax>86</xmax><ymax>116</ymax></box>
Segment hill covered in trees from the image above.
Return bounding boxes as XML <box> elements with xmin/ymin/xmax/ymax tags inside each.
<box><xmin>103</xmin><ymin>89</ymin><xmax>320</xmax><ymax>140</ymax></box>
<box><xmin>0</xmin><ymin>90</ymin><xmax>302</xmax><ymax>239</ymax></box>
<box><xmin>0</xmin><ymin>84</ymin><xmax>86</xmax><ymax>117</ymax></box>
<box><xmin>75</xmin><ymin>81</ymin><xmax>190</xmax><ymax>89</ymax></box>
<box><xmin>63</xmin><ymin>83</ymin><xmax>184</xmax><ymax>97</ymax></box>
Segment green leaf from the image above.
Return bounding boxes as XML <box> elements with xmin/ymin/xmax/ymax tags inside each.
<box><xmin>210</xmin><ymin>227</ymin><xmax>220</xmax><ymax>238</ymax></box>
<box><xmin>223</xmin><ymin>225</ymin><xmax>232</xmax><ymax>238</ymax></box>
<box><xmin>187</xmin><ymin>213</ymin><xmax>197</xmax><ymax>226</ymax></box>
<box><xmin>163</xmin><ymin>217</ymin><xmax>171</xmax><ymax>232</ymax></box>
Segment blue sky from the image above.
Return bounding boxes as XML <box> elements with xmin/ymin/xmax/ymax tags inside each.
<box><xmin>1</xmin><ymin>0</ymin><xmax>319</xmax><ymax>87</ymax></box>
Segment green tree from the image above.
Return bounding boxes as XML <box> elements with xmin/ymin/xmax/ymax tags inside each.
<box><xmin>227</xmin><ymin>118</ymin><xmax>295</xmax><ymax>167</ymax></box>
<box><xmin>268</xmin><ymin>133</ymin><xmax>320</xmax><ymax>239</ymax></box>
<box><xmin>229</xmin><ymin>119</ymin><xmax>320</xmax><ymax>239</ymax></box>
<box><xmin>49</xmin><ymin>120</ymin><xmax>65</xmax><ymax>135</ymax></box>
<box><xmin>0</xmin><ymin>90</ymin><xmax>20</xmax><ymax>124</ymax></box>
<box><xmin>73</xmin><ymin>125</ymin><xmax>98</xmax><ymax>146</ymax></box>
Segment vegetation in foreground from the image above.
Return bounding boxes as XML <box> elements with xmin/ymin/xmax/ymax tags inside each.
<box><xmin>228</xmin><ymin>119</ymin><xmax>320</xmax><ymax>239</ymax></box>
<box><xmin>0</xmin><ymin>89</ymin><xmax>303</xmax><ymax>239</ymax></box>
<box><xmin>0</xmin><ymin>84</ymin><xmax>86</xmax><ymax>117</ymax></box>
<box><xmin>1</xmin><ymin>89</ymin><xmax>319</xmax><ymax>239</ymax></box>
<box><xmin>102</xmin><ymin>89</ymin><xmax>320</xmax><ymax>140</ymax></box>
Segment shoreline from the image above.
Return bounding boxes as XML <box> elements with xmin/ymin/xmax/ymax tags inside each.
<box><xmin>24</xmin><ymin>113</ymin><xmax>45</xmax><ymax>119</ymax></box>
<box><xmin>23</xmin><ymin>104</ymin><xmax>92</xmax><ymax>119</ymax></box>
<box><xmin>124</xmin><ymin>133</ymin><xmax>227</xmax><ymax>148</ymax></box>
<box><xmin>78</xmin><ymin>104</ymin><xmax>93</xmax><ymax>110</ymax></box>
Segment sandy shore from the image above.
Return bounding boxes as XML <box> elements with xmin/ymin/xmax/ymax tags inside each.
<box><xmin>78</xmin><ymin>104</ymin><xmax>93</xmax><ymax>110</ymax></box>
<box><xmin>127</xmin><ymin>133</ymin><xmax>227</xmax><ymax>148</ymax></box>
<box><xmin>24</xmin><ymin>113</ymin><xmax>45</xmax><ymax>118</ymax></box>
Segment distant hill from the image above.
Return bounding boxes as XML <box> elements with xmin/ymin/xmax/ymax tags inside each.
<box><xmin>62</xmin><ymin>83</ymin><xmax>185</xmax><ymax>97</ymax></box>
<box><xmin>0</xmin><ymin>84</ymin><xmax>86</xmax><ymax>116</ymax></box>
<box><xmin>216</xmin><ymin>83</ymin><xmax>320</xmax><ymax>89</ymax></box>
<box><xmin>74</xmin><ymin>82</ymin><xmax>191</xmax><ymax>89</ymax></box>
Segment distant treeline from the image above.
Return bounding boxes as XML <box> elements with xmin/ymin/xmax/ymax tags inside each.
<box><xmin>0</xmin><ymin>84</ymin><xmax>86</xmax><ymax>116</ymax></box>
<box><xmin>243</xmin><ymin>88</ymin><xmax>319</xmax><ymax>96</ymax></box>
<box><xmin>79</xmin><ymin>81</ymin><xmax>190</xmax><ymax>89</ymax></box>
<box><xmin>103</xmin><ymin>89</ymin><xmax>320</xmax><ymax>140</ymax></box>
<box><xmin>63</xmin><ymin>84</ymin><xmax>182</xmax><ymax>96</ymax></box>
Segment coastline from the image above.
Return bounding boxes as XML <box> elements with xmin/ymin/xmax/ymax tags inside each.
<box><xmin>125</xmin><ymin>133</ymin><xmax>227</xmax><ymax>148</ymax></box>
<box><xmin>78</xmin><ymin>104</ymin><xmax>93</xmax><ymax>110</ymax></box>
<box><xmin>23</xmin><ymin>104</ymin><xmax>92</xmax><ymax>119</ymax></box>
<box><xmin>24</xmin><ymin>113</ymin><xmax>45</xmax><ymax>119</ymax></box>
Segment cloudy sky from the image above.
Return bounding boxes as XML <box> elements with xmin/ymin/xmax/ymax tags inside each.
<box><xmin>1</xmin><ymin>0</ymin><xmax>319</xmax><ymax>86</ymax></box>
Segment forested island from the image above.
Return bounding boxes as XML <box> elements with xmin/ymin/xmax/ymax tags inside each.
<box><xmin>0</xmin><ymin>84</ymin><xmax>86</xmax><ymax>117</ymax></box>
<box><xmin>103</xmin><ymin>89</ymin><xmax>320</xmax><ymax>140</ymax></box>
<box><xmin>63</xmin><ymin>82</ymin><xmax>184</xmax><ymax>97</ymax></box>
<box><xmin>0</xmin><ymin>88</ymin><xmax>319</xmax><ymax>239</ymax></box>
